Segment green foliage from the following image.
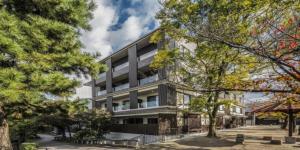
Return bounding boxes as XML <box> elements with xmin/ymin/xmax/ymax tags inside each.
<box><xmin>156</xmin><ymin>0</ymin><xmax>300</xmax><ymax>92</ymax></box>
<box><xmin>0</xmin><ymin>0</ymin><xmax>104</xmax><ymax>105</ymax></box>
<box><xmin>73</xmin><ymin>129</ymin><xmax>97</xmax><ymax>140</ymax></box>
<box><xmin>0</xmin><ymin>0</ymin><xmax>105</xmax><ymax>144</ymax></box>
<box><xmin>21</xmin><ymin>143</ymin><xmax>37</xmax><ymax>150</ymax></box>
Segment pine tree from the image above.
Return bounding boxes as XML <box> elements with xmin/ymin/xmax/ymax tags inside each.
<box><xmin>0</xmin><ymin>0</ymin><xmax>103</xmax><ymax>148</ymax></box>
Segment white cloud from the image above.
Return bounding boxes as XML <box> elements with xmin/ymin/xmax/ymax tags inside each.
<box><xmin>75</xmin><ymin>0</ymin><xmax>161</xmax><ymax>99</ymax></box>
<box><xmin>80</xmin><ymin>0</ymin><xmax>116</xmax><ymax>58</ymax></box>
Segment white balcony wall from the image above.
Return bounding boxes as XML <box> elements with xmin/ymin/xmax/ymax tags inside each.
<box><xmin>138</xmin><ymin>49</ymin><xmax>157</xmax><ymax>61</ymax></box>
<box><xmin>98</xmin><ymin>72</ymin><xmax>106</xmax><ymax>78</ymax></box>
<box><xmin>97</xmin><ymin>90</ymin><xmax>107</xmax><ymax>96</ymax></box>
<box><xmin>113</xmin><ymin>83</ymin><xmax>129</xmax><ymax>91</ymax></box>
<box><xmin>139</xmin><ymin>74</ymin><xmax>158</xmax><ymax>85</ymax></box>
<box><xmin>113</xmin><ymin>62</ymin><xmax>129</xmax><ymax>72</ymax></box>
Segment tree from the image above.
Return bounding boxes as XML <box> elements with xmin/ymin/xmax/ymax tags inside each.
<box><xmin>155</xmin><ymin>0</ymin><xmax>300</xmax><ymax>94</ymax></box>
<box><xmin>0</xmin><ymin>0</ymin><xmax>104</xmax><ymax>148</ymax></box>
<box><xmin>151</xmin><ymin>33</ymin><xmax>257</xmax><ymax>137</ymax></box>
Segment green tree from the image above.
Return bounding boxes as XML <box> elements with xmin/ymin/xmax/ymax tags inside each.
<box><xmin>155</xmin><ymin>0</ymin><xmax>300</xmax><ymax>94</ymax></box>
<box><xmin>151</xmin><ymin>34</ymin><xmax>257</xmax><ymax>137</ymax></box>
<box><xmin>0</xmin><ymin>0</ymin><xmax>104</xmax><ymax>148</ymax></box>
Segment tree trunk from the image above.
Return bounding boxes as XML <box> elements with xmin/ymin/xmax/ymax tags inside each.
<box><xmin>207</xmin><ymin>115</ymin><xmax>217</xmax><ymax>138</ymax></box>
<box><xmin>0</xmin><ymin>106</ymin><xmax>12</xmax><ymax>150</ymax></box>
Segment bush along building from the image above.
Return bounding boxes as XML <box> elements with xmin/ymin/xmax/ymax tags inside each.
<box><xmin>85</xmin><ymin>30</ymin><xmax>246</xmax><ymax>135</ymax></box>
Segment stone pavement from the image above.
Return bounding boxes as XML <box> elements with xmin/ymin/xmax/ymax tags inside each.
<box><xmin>35</xmin><ymin>134</ymin><xmax>132</xmax><ymax>150</ymax></box>
<box><xmin>141</xmin><ymin>125</ymin><xmax>300</xmax><ymax>150</ymax></box>
<box><xmin>36</xmin><ymin>126</ymin><xmax>300</xmax><ymax>149</ymax></box>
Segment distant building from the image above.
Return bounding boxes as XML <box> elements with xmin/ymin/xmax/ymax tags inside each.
<box><xmin>85</xmin><ymin>30</ymin><xmax>246</xmax><ymax>135</ymax></box>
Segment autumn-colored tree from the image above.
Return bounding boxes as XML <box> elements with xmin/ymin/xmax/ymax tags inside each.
<box><xmin>156</xmin><ymin>0</ymin><xmax>300</xmax><ymax>94</ymax></box>
<box><xmin>0</xmin><ymin>0</ymin><xmax>104</xmax><ymax>148</ymax></box>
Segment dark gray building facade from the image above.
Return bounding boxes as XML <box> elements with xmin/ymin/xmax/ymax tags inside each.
<box><xmin>87</xmin><ymin>30</ymin><xmax>246</xmax><ymax>135</ymax></box>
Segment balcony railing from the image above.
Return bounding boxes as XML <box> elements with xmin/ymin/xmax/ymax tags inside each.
<box><xmin>97</xmin><ymin>90</ymin><xmax>107</xmax><ymax>96</ymax></box>
<box><xmin>113</xmin><ymin>83</ymin><xmax>129</xmax><ymax>91</ymax></box>
<box><xmin>98</xmin><ymin>72</ymin><xmax>106</xmax><ymax>79</ymax></box>
<box><xmin>139</xmin><ymin>74</ymin><xmax>158</xmax><ymax>85</ymax></box>
<box><xmin>113</xmin><ymin>104</ymin><xmax>130</xmax><ymax>112</ymax></box>
<box><xmin>138</xmin><ymin>49</ymin><xmax>157</xmax><ymax>61</ymax></box>
<box><xmin>113</xmin><ymin>62</ymin><xmax>129</xmax><ymax>72</ymax></box>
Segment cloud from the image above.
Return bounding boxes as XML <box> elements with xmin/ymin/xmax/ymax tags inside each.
<box><xmin>80</xmin><ymin>0</ymin><xmax>116</xmax><ymax>58</ymax></box>
<box><xmin>75</xmin><ymin>0</ymin><xmax>160</xmax><ymax>99</ymax></box>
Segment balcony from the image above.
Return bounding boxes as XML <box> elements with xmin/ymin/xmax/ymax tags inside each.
<box><xmin>99</xmin><ymin>72</ymin><xmax>106</xmax><ymax>78</ymax></box>
<box><xmin>97</xmin><ymin>90</ymin><xmax>107</xmax><ymax>96</ymax></box>
<box><xmin>113</xmin><ymin>62</ymin><xmax>129</xmax><ymax>72</ymax></box>
<box><xmin>113</xmin><ymin>83</ymin><xmax>129</xmax><ymax>91</ymax></box>
<box><xmin>138</xmin><ymin>49</ymin><xmax>157</xmax><ymax>61</ymax></box>
<box><xmin>96</xmin><ymin>72</ymin><xmax>106</xmax><ymax>84</ymax></box>
<box><xmin>113</xmin><ymin>102</ymin><xmax>130</xmax><ymax>112</ymax></box>
<box><xmin>139</xmin><ymin>74</ymin><xmax>159</xmax><ymax>86</ymax></box>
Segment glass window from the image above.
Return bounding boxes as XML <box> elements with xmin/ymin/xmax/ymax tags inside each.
<box><xmin>147</xmin><ymin>118</ymin><xmax>158</xmax><ymax>124</ymax></box>
<box><xmin>122</xmin><ymin>100</ymin><xmax>130</xmax><ymax>110</ymax></box>
<box><xmin>113</xmin><ymin>103</ymin><xmax>119</xmax><ymax>111</ymax></box>
<box><xmin>232</xmin><ymin>106</ymin><xmax>236</xmax><ymax>113</ymax></box>
<box><xmin>124</xmin><ymin>118</ymin><xmax>143</xmax><ymax>124</ymax></box>
<box><xmin>183</xmin><ymin>94</ymin><xmax>190</xmax><ymax>105</ymax></box>
<box><xmin>147</xmin><ymin>96</ymin><xmax>158</xmax><ymax>107</ymax></box>
<box><xmin>219</xmin><ymin>105</ymin><xmax>224</xmax><ymax>111</ymax></box>
<box><xmin>138</xmin><ymin>99</ymin><xmax>145</xmax><ymax>108</ymax></box>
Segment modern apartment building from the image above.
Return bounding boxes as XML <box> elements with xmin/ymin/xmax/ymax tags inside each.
<box><xmin>86</xmin><ymin>30</ymin><xmax>246</xmax><ymax>135</ymax></box>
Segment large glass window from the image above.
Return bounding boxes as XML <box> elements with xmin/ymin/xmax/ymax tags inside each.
<box><xmin>138</xmin><ymin>99</ymin><xmax>145</xmax><ymax>108</ymax></box>
<box><xmin>147</xmin><ymin>118</ymin><xmax>158</xmax><ymax>124</ymax></box>
<box><xmin>147</xmin><ymin>96</ymin><xmax>158</xmax><ymax>107</ymax></box>
<box><xmin>219</xmin><ymin>105</ymin><xmax>224</xmax><ymax>111</ymax></box>
<box><xmin>232</xmin><ymin>106</ymin><xmax>236</xmax><ymax>113</ymax></box>
<box><xmin>183</xmin><ymin>94</ymin><xmax>191</xmax><ymax>105</ymax></box>
<box><xmin>122</xmin><ymin>100</ymin><xmax>130</xmax><ymax>110</ymax></box>
<box><xmin>123</xmin><ymin>118</ymin><xmax>143</xmax><ymax>124</ymax></box>
<box><xmin>113</xmin><ymin>103</ymin><xmax>119</xmax><ymax>111</ymax></box>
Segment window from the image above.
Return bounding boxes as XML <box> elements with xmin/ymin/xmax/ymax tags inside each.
<box><xmin>123</xmin><ymin>118</ymin><xmax>143</xmax><ymax>124</ymax></box>
<box><xmin>113</xmin><ymin>103</ymin><xmax>119</xmax><ymax>111</ymax></box>
<box><xmin>219</xmin><ymin>105</ymin><xmax>224</xmax><ymax>111</ymax></box>
<box><xmin>183</xmin><ymin>94</ymin><xmax>191</xmax><ymax>105</ymax></box>
<box><xmin>147</xmin><ymin>118</ymin><xmax>158</xmax><ymax>124</ymax></box>
<box><xmin>147</xmin><ymin>96</ymin><xmax>158</xmax><ymax>107</ymax></box>
<box><xmin>232</xmin><ymin>106</ymin><xmax>236</xmax><ymax>113</ymax></box>
<box><xmin>240</xmin><ymin>108</ymin><xmax>243</xmax><ymax>114</ymax></box>
<box><xmin>122</xmin><ymin>100</ymin><xmax>130</xmax><ymax>110</ymax></box>
<box><xmin>138</xmin><ymin>99</ymin><xmax>145</xmax><ymax>108</ymax></box>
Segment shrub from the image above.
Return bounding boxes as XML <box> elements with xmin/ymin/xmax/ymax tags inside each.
<box><xmin>21</xmin><ymin>143</ymin><xmax>37</xmax><ymax>150</ymax></box>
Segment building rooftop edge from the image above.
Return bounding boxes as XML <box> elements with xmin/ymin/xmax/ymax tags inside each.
<box><xmin>99</xmin><ymin>28</ymin><xmax>160</xmax><ymax>63</ymax></box>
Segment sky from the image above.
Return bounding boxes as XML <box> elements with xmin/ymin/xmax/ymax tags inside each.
<box><xmin>73</xmin><ymin>0</ymin><xmax>161</xmax><ymax>99</ymax></box>
<box><xmin>72</xmin><ymin>0</ymin><xmax>266</xmax><ymax>103</ymax></box>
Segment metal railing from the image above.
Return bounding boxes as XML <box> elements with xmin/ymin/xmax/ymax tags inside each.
<box><xmin>97</xmin><ymin>90</ymin><xmax>107</xmax><ymax>96</ymax></box>
<box><xmin>98</xmin><ymin>72</ymin><xmax>106</xmax><ymax>79</ymax></box>
<box><xmin>139</xmin><ymin>74</ymin><xmax>158</xmax><ymax>85</ymax></box>
<box><xmin>113</xmin><ymin>62</ymin><xmax>129</xmax><ymax>72</ymax></box>
<box><xmin>138</xmin><ymin>49</ymin><xmax>157</xmax><ymax>61</ymax></box>
<box><xmin>113</xmin><ymin>83</ymin><xmax>129</xmax><ymax>91</ymax></box>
